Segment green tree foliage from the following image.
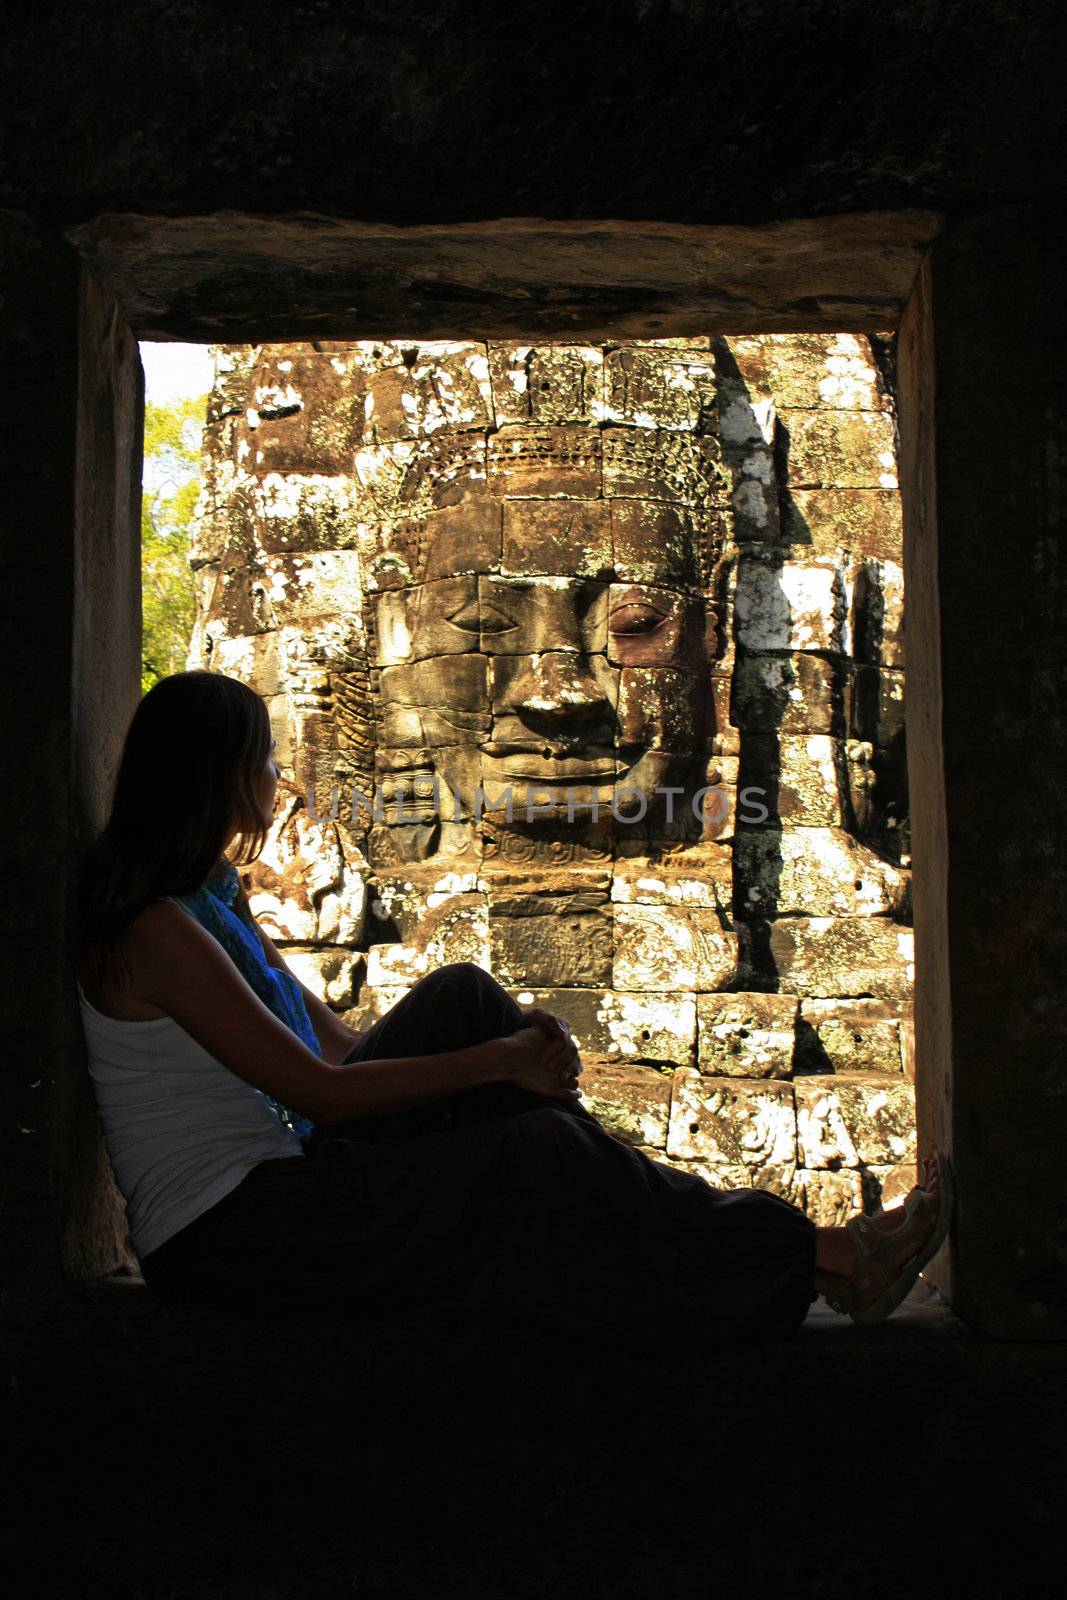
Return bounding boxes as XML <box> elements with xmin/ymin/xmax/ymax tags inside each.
<box><xmin>141</xmin><ymin>394</ymin><xmax>208</xmax><ymax>694</ymax></box>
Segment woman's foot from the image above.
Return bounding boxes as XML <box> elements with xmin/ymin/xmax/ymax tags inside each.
<box><xmin>814</xmin><ymin>1155</ymin><xmax>944</xmax><ymax>1305</ymax></box>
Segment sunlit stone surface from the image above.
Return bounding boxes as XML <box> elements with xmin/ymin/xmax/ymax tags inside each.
<box><xmin>190</xmin><ymin>334</ymin><xmax>913</xmax><ymax>1217</ymax></box>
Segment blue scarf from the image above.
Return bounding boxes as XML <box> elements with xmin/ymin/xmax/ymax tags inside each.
<box><xmin>174</xmin><ymin>860</ymin><xmax>319</xmax><ymax>1140</ymax></box>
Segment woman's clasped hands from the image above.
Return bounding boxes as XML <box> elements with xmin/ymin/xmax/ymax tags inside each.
<box><xmin>500</xmin><ymin>1007</ymin><xmax>585</xmax><ymax>1102</ymax></box>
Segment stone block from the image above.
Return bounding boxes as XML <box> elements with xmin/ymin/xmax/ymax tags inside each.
<box><xmin>728</xmin><ymin>444</ymin><xmax>780</xmax><ymax>543</ymax></box>
<box><xmin>601</xmin><ymin>991</ymin><xmax>697</xmax><ymax>1066</ymax></box>
<box><xmin>263</xmin><ymin>694</ymin><xmax>294</xmax><ymax>768</ymax></box>
<box><xmin>696</xmin><ymin>992</ymin><xmax>799</xmax><ymax>1079</ymax></box>
<box><xmin>865</xmin><ymin>1161</ymin><xmax>918</xmax><ymax>1212</ymax></box>
<box><xmin>243</xmin><ymin>351</ymin><xmax>368</xmax><ymax>472</ymax></box>
<box><xmin>361</xmin><ymin>343</ymin><xmax>493</xmax><ymax>441</ymax></box>
<box><xmin>363</xmin><ymin>942</ymin><xmax>428</xmax><ymax>986</ymax></box>
<box><xmin>189</xmin><ymin>466</ymin><xmax>255</xmax><ymax>570</ymax></box>
<box><xmin>206</xmin><ymin>346</ymin><xmax>256</xmax><ymax>423</ymax></box>
<box><xmin>490</xmin><ymin>886</ymin><xmax>608</xmax><ymax>917</ymax></box>
<box><xmin>341</xmin><ymin>984</ymin><xmax>412</xmax><ymax>1032</ymax></box>
<box><xmin>850</xmin><ymin>666</ymin><xmax>905</xmax><ymax>749</ymax></box>
<box><xmin>260</xmin><ymin>549</ymin><xmax>363</xmax><ymax>620</ymax></box>
<box><xmin>479</xmin><ymin>818</ymin><xmax>613</xmax><ymax>874</ymax></box>
<box><xmin>255</xmin><ymin>473</ymin><xmax>365</xmax><ymax>556</ymax></box>
<box><xmin>358</xmin><ymin>519</ymin><xmax>425</xmax><ymax>592</ymax></box>
<box><xmin>188</xmin><ymin>566</ymin><xmax>264</xmax><ymax>640</ymax></box>
<box><xmin>788</xmin><ymin>1168</ymin><xmax>865</xmax><ymax>1225</ymax></box>
<box><xmin>795</xmin><ymin>1074</ymin><xmax>916</xmax><ymax>1168</ymax></box>
<box><xmin>664</xmin><ymin>1157</ymin><xmax>862</xmax><ymax>1223</ymax></box>
<box><xmin>487</xmin><ymin>424</ymin><xmax>601</xmax><ymax>498</ymax></box>
<box><xmin>244</xmin><ymin>795</ymin><xmax>369</xmax><ymax>945</ymax></box>
<box><xmin>366</xmin><ymin>820</ymin><xmax>449</xmax><ymax>869</ymax></box>
<box><xmin>488</xmin><ymin>344</ymin><xmax>604</xmax><ymax>425</ymax></box>
<box><xmin>502</xmin><ymin>499</ymin><xmax>612</xmax><ymax>578</ymax></box>
<box><xmin>778</xmin><ymin>409</ymin><xmax>898</xmax><ymax>489</ymax></box>
<box><xmin>577</xmin><ymin>1061</ymin><xmax>674</xmax><ymax>1148</ymax></box>
<box><xmin>355</xmin><ymin>434</ymin><xmax>490</xmax><ymax>523</ymax></box>
<box><xmin>611</xmin><ymin>840</ymin><xmax>734</xmax><ymax>909</ymax></box>
<box><xmin>666</xmin><ymin>1068</ymin><xmax>797</xmax><ymax>1171</ymax></box>
<box><xmin>601</xmin><ymin>347</ymin><xmax>718</xmax><ymax>432</ymax></box>
<box><xmin>709</xmin><ymin>672</ymin><xmax>740</xmax><ymax>752</ymax></box>
<box><xmin>724</xmin><ymin>334</ymin><xmax>888</xmax><ymax>412</ymax></box>
<box><xmin>613</xmin><ymin>905</ymin><xmax>738</xmax><ymax>993</ymax></box>
<box><xmin>365</xmin><ymin>892</ymin><xmax>489</xmax><ymax>984</ymax></box>
<box><xmin>419</xmin><ymin>497</ymin><xmax>504</xmax><ymax>580</ymax></box>
<box><xmin>609</xmin><ymin>499</ymin><xmax>716</xmax><ymax>589</ymax></box>
<box><xmin>379</xmin><ymin>654</ymin><xmax>490</xmax><ymax>720</ymax></box>
<box><xmin>715</xmin><ymin>363</ymin><xmax>776</xmax><ymax>451</ymax></box>
<box><xmin>699</xmin><ymin>755</ymin><xmax>741</xmax><ymax>842</ymax></box>
<box><xmin>734</xmin><ymin>826</ymin><xmax>910</xmax><ymax>917</ymax></box>
<box><xmin>734</xmin><ymin>559</ymin><xmax>850</xmax><ymax>654</ymax></box>
<box><xmin>797</xmin><ymin>998</ymin><xmax>904</xmax><ymax>1075</ymax></box>
<box><xmin>207</xmin><ymin>631</ymin><xmax>285</xmax><ymax>699</ymax></box>
<box><xmin>762</xmin><ymin>917</ymin><xmax>914</xmax><ymax>998</ymax></box>
<box><xmin>368</xmin><ymin>866</ymin><xmax>483</xmax><ymax>941</ymax></box>
<box><xmin>617</xmin><ymin>667</ymin><xmax>706</xmax><ymax>751</ymax></box>
<box><xmin>376</xmin><ymin>681</ymin><xmax>491</xmax><ymax>758</ymax></box>
<box><xmin>376</xmin><ymin>751</ymin><xmax>482</xmax><ymax>824</ymax></box>
<box><xmin>490</xmin><ymin>906</ymin><xmax>614</xmax><ymax>988</ymax></box>
<box><xmin>899</xmin><ymin>1014</ymin><xmax>916</xmax><ymax>1081</ymax></box>
<box><xmin>781</xmin><ymin>488</ymin><xmax>903</xmax><ymax>563</ymax></box>
<box><xmin>509</xmin><ymin>978</ymin><xmax>697</xmax><ymax>1069</ymax></box>
<box><xmin>851</xmin><ymin>557</ymin><xmax>905</xmax><ymax>668</ymax></box>
<box><xmin>279</xmin><ymin>946</ymin><xmax>364</xmax><ymax>1008</ymax></box>
<box><xmin>601</xmin><ymin>427</ymin><xmax>727</xmax><ymax>506</ymax></box>
<box><xmin>738</xmin><ymin>734</ymin><xmax>852</xmax><ymax>827</ymax></box>
<box><xmin>372</xmin><ymin>576</ymin><xmax>480</xmax><ymax>665</ymax></box>
<box><xmin>731</xmin><ymin>653</ymin><xmax>848</xmax><ymax>737</ymax></box>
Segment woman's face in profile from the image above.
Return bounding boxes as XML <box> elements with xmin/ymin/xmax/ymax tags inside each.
<box><xmin>253</xmin><ymin>739</ymin><xmax>280</xmax><ymax>828</ymax></box>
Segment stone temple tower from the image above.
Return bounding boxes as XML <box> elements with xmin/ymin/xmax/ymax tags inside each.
<box><xmin>189</xmin><ymin>334</ymin><xmax>914</xmax><ymax>1223</ymax></box>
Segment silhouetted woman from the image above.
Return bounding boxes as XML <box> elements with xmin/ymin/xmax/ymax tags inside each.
<box><xmin>76</xmin><ymin>671</ymin><xmax>950</xmax><ymax>1347</ymax></box>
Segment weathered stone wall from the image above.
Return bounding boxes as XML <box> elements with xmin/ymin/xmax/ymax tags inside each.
<box><xmin>189</xmin><ymin>334</ymin><xmax>913</xmax><ymax>1223</ymax></box>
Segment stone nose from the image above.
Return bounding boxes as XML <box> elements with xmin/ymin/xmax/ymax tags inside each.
<box><xmin>505</xmin><ymin>652</ymin><xmax>617</xmax><ymax>742</ymax></box>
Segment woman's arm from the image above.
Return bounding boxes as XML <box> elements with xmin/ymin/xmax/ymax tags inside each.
<box><xmin>125</xmin><ymin>903</ymin><xmax>576</xmax><ymax>1126</ymax></box>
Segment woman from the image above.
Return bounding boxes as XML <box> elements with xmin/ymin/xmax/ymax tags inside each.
<box><xmin>76</xmin><ymin>671</ymin><xmax>950</xmax><ymax>1347</ymax></box>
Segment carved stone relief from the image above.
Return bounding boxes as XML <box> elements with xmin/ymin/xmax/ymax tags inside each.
<box><xmin>189</xmin><ymin>333</ymin><xmax>914</xmax><ymax>1217</ymax></box>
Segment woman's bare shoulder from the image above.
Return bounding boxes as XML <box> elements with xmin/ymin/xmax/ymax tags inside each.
<box><xmin>79</xmin><ymin>900</ymin><xmax>205</xmax><ymax>1021</ymax></box>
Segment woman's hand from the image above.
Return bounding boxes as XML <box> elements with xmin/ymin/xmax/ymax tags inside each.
<box><xmin>497</xmin><ymin>1024</ymin><xmax>583</xmax><ymax>1101</ymax></box>
<box><xmin>522</xmin><ymin>1006</ymin><xmax>583</xmax><ymax>1080</ymax></box>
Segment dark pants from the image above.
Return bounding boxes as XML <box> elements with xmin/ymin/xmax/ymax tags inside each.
<box><xmin>308</xmin><ymin>960</ymin><xmax>598</xmax><ymax>1146</ymax></box>
<box><xmin>142</xmin><ymin>964</ymin><xmax>817</xmax><ymax>1350</ymax></box>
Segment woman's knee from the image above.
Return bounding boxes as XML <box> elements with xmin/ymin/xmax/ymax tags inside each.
<box><xmin>431</xmin><ymin>960</ymin><xmax>507</xmax><ymax>997</ymax></box>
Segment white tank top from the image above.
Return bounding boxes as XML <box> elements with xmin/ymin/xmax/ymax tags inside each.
<box><xmin>77</xmin><ymin>983</ymin><xmax>305</xmax><ymax>1259</ymax></box>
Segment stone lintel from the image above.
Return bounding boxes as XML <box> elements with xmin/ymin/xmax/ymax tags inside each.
<box><xmin>68</xmin><ymin>210</ymin><xmax>941</xmax><ymax>343</ymax></box>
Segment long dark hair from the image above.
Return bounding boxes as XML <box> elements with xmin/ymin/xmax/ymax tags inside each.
<box><xmin>78</xmin><ymin>671</ymin><xmax>273</xmax><ymax>990</ymax></box>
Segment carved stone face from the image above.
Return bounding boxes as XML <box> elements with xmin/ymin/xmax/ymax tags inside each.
<box><xmin>192</xmin><ymin>340</ymin><xmax>732</xmax><ymax>862</ymax></box>
<box><xmin>371</xmin><ymin>525</ymin><xmax>715</xmax><ymax>832</ymax></box>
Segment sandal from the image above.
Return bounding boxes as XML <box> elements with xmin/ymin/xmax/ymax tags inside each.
<box><xmin>824</xmin><ymin>1152</ymin><xmax>954</xmax><ymax>1327</ymax></box>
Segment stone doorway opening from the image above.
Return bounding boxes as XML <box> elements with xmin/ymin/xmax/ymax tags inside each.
<box><xmin>56</xmin><ymin>205</ymin><xmax>1032</xmax><ymax>1324</ymax></box>
<box><xmin>169</xmin><ymin>328</ymin><xmax>915</xmax><ymax>1236</ymax></box>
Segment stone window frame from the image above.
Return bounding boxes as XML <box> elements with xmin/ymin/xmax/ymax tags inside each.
<box><xmin>54</xmin><ymin>208</ymin><xmax>964</xmax><ymax>1306</ymax></box>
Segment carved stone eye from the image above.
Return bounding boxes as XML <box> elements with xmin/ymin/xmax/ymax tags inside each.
<box><xmin>479</xmin><ymin>604</ymin><xmax>517</xmax><ymax>634</ymax></box>
<box><xmin>609</xmin><ymin>602</ymin><xmax>668</xmax><ymax>635</ymax></box>
<box><xmin>445</xmin><ymin>600</ymin><xmax>483</xmax><ymax>632</ymax></box>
